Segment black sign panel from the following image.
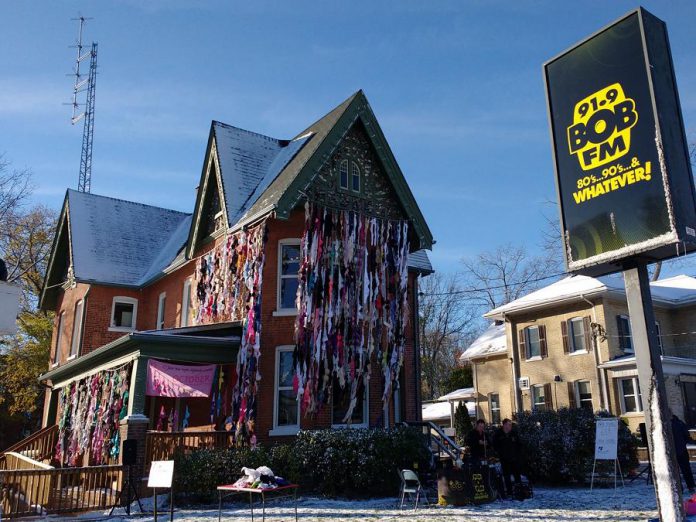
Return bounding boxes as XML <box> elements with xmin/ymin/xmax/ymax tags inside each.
<box><xmin>544</xmin><ymin>9</ymin><xmax>696</xmax><ymax>275</ymax></box>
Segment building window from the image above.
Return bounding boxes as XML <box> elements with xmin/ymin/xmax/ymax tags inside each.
<box><xmin>351</xmin><ymin>162</ymin><xmax>361</xmax><ymax>192</ymax></box>
<box><xmin>489</xmin><ymin>393</ymin><xmax>501</xmax><ymax>425</ymax></box>
<box><xmin>110</xmin><ymin>297</ymin><xmax>138</xmax><ymax>331</ymax></box>
<box><xmin>619</xmin><ymin>377</ymin><xmax>643</xmax><ymax>413</ymax></box>
<box><xmin>617</xmin><ymin>315</ymin><xmax>633</xmax><ymax>353</ymax></box>
<box><xmin>332</xmin><ymin>378</ymin><xmax>368</xmax><ymax>427</ymax></box>
<box><xmin>53</xmin><ymin>312</ymin><xmax>64</xmax><ymax>365</ymax></box>
<box><xmin>69</xmin><ymin>300</ymin><xmax>84</xmax><ymax>358</ymax></box>
<box><xmin>532</xmin><ymin>384</ymin><xmax>547</xmax><ymax>412</ymax></box>
<box><xmin>273</xmin><ymin>346</ymin><xmax>299</xmax><ymax>432</ymax></box>
<box><xmin>277</xmin><ymin>240</ymin><xmax>300</xmax><ymax>311</ymax></box>
<box><xmin>156</xmin><ymin>292</ymin><xmax>166</xmax><ymax>330</ymax></box>
<box><xmin>576</xmin><ymin>380</ymin><xmax>593</xmax><ymax>411</ymax></box>
<box><xmin>569</xmin><ymin>317</ymin><xmax>587</xmax><ymax>352</ymax></box>
<box><xmin>525</xmin><ymin>326</ymin><xmax>541</xmax><ymax>359</ymax></box>
<box><xmin>181</xmin><ymin>279</ymin><xmax>191</xmax><ymax>327</ymax></box>
<box><xmin>339</xmin><ymin>160</ymin><xmax>349</xmax><ymax>189</ymax></box>
<box><xmin>655</xmin><ymin>321</ymin><xmax>663</xmax><ymax>354</ymax></box>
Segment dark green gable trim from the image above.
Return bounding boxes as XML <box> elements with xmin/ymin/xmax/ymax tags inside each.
<box><xmin>39</xmin><ymin>192</ymin><xmax>72</xmax><ymax>311</ymax></box>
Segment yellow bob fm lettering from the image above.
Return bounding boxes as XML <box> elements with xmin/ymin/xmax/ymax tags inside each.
<box><xmin>566</xmin><ymin>83</ymin><xmax>638</xmax><ymax>170</ymax></box>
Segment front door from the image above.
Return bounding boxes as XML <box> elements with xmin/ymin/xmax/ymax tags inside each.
<box><xmin>682</xmin><ymin>381</ymin><xmax>696</xmax><ymax>428</ymax></box>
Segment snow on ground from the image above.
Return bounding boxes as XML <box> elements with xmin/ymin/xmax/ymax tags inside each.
<box><xmin>47</xmin><ymin>478</ymin><xmax>696</xmax><ymax>522</ymax></box>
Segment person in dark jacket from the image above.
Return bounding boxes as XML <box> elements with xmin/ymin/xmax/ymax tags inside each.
<box><xmin>494</xmin><ymin>418</ymin><xmax>523</xmax><ymax>497</ymax></box>
<box><xmin>466</xmin><ymin>419</ymin><xmax>490</xmax><ymax>462</ymax></box>
<box><xmin>672</xmin><ymin>414</ymin><xmax>695</xmax><ymax>492</ymax></box>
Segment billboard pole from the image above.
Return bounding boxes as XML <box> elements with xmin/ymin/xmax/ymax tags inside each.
<box><xmin>624</xmin><ymin>263</ymin><xmax>684</xmax><ymax>521</ymax></box>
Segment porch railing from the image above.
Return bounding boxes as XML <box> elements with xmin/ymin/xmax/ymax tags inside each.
<box><xmin>144</xmin><ymin>430</ymin><xmax>233</xmax><ymax>470</ymax></box>
<box><xmin>0</xmin><ymin>464</ymin><xmax>123</xmax><ymax>519</ymax></box>
<box><xmin>0</xmin><ymin>425</ymin><xmax>58</xmax><ymax>470</ymax></box>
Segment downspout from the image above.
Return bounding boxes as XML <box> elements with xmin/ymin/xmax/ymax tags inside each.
<box><xmin>413</xmin><ymin>274</ymin><xmax>422</xmax><ymax>421</ymax></box>
<box><xmin>504</xmin><ymin>312</ymin><xmax>522</xmax><ymax>415</ymax></box>
<box><xmin>581</xmin><ymin>293</ymin><xmax>609</xmax><ymax>411</ymax></box>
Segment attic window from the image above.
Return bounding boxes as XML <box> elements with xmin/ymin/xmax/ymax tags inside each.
<box><xmin>339</xmin><ymin>160</ymin><xmax>349</xmax><ymax>190</ymax></box>
<box><xmin>110</xmin><ymin>296</ymin><xmax>138</xmax><ymax>332</ymax></box>
<box><xmin>351</xmin><ymin>162</ymin><xmax>361</xmax><ymax>193</ymax></box>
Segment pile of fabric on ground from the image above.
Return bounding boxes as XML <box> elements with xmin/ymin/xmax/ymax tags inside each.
<box><xmin>231</xmin><ymin>466</ymin><xmax>289</xmax><ymax>490</ymax></box>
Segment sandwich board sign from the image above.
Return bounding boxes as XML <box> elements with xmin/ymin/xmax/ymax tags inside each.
<box><xmin>595</xmin><ymin>417</ymin><xmax>619</xmax><ymax>460</ymax></box>
<box><xmin>148</xmin><ymin>460</ymin><xmax>174</xmax><ymax>488</ymax></box>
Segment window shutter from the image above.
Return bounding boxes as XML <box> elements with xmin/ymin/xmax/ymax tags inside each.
<box><xmin>539</xmin><ymin>325</ymin><xmax>548</xmax><ymax>358</ymax></box>
<box><xmin>518</xmin><ymin>329</ymin><xmax>527</xmax><ymax>361</ymax></box>
<box><xmin>567</xmin><ymin>381</ymin><xmax>577</xmax><ymax>408</ymax></box>
<box><xmin>583</xmin><ymin>316</ymin><xmax>593</xmax><ymax>351</ymax></box>
<box><xmin>561</xmin><ymin>320</ymin><xmax>569</xmax><ymax>353</ymax></box>
<box><xmin>616</xmin><ymin>316</ymin><xmax>626</xmax><ymax>351</ymax></box>
<box><xmin>544</xmin><ymin>383</ymin><xmax>553</xmax><ymax>410</ymax></box>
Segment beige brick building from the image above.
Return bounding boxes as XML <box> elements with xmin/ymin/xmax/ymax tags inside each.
<box><xmin>461</xmin><ymin>274</ymin><xmax>696</xmax><ymax>433</ymax></box>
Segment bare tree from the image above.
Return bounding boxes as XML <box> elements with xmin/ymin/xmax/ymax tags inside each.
<box><xmin>0</xmin><ymin>155</ymin><xmax>32</xmax><ymax>228</ymax></box>
<box><xmin>418</xmin><ymin>272</ymin><xmax>478</xmax><ymax>400</ymax></box>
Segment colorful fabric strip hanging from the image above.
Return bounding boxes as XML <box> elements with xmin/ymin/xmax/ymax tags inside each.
<box><xmin>293</xmin><ymin>203</ymin><xmax>410</xmax><ymax>422</ymax></box>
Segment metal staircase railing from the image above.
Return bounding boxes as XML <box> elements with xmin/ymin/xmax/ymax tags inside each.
<box><xmin>403</xmin><ymin>421</ymin><xmax>465</xmax><ymax>466</ymax></box>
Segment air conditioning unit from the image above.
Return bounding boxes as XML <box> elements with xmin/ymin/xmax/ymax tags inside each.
<box><xmin>518</xmin><ymin>377</ymin><xmax>530</xmax><ymax>390</ymax></box>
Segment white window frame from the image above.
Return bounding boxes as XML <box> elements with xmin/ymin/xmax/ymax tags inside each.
<box><xmin>568</xmin><ymin>317</ymin><xmax>587</xmax><ymax>353</ymax></box>
<box><xmin>69</xmin><ymin>300</ymin><xmax>84</xmax><ymax>360</ymax></box>
<box><xmin>532</xmin><ymin>385</ymin><xmax>546</xmax><ymax>411</ymax></box>
<box><xmin>275</xmin><ymin>239</ymin><xmax>301</xmax><ymax>316</ymax></box>
<box><xmin>156</xmin><ymin>292</ymin><xmax>166</xmax><ymax>330</ymax></box>
<box><xmin>619</xmin><ymin>376</ymin><xmax>643</xmax><ymax>414</ymax></box>
<box><xmin>53</xmin><ymin>312</ymin><xmax>64</xmax><ymax>367</ymax></box>
<box><xmin>575</xmin><ymin>380</ymin><xmax>593</xmax><ymax>410</ymax></box>
<box><xmin>489</xmin><ymin>393</ymin><xmax>501</xmax><ymax>425</ymax></box>
<box><xmin>618</xmin><ymin>315</ymin><xmax>633</xmax><ymax>353</ymax></box>
<box><xmin>109</xmin><ymin>296</ymin><xmax>138</xmax><ymax>332</ymax></box>
<box><xmin>339</xmin><ymin>159</ymin><xmax>349</xmax><ymax>190</ymax></box>
<box><xmin>332</xmin><ymin>379</ymin><xmax>369</xmax><ymax>428</ymax></box>
<box><xmin>351</xmin><ymin>161</ymin><xmax>361</xmax><ymax>193</ymax></box>
<box><xmin>181</xmin><ymin>278</ymin><xmax>192</xmax><ymax>327</ymax></box>
<box><xmin>655</xmin><ymin>321</ymin><xmax>663</xmax><ymax>354</ymax></box>
<box><xmin>270</xmin><ymin>345</ymin><xmax>300</xmax><ymax>436</ymax></box>
<box><xmin>525</xmin><ymin>326</ymin><xmax>541</xmax><ymax>359</ymax></box>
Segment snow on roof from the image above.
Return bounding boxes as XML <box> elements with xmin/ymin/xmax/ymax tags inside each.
<box><xmin>460</xmin><ymin>323</ymin><xmax>507</xmax><ymax>361</ymax></box>
<box><xmin>212</xmin><ymin>122</ymin><xmax>312</xmax><ymax>226</ymax></box>
<box><xmin>485</xmin><ymin>274</ymin><xmax>696</xmax><ymax>319</ymax></box>
<box><xmin>438</xmin><ymin>387</ymin><xmax>475</xmax><ymax>401</ymax></box>
<box><xmin>68</xmin><ymin>190</ymin><xmax>191</xmax><ymax>286</ymax></box>
<box><xmin>422</xmin><ymin>400</ymin><xmax>475</xmax><ymax>421</ymax></box>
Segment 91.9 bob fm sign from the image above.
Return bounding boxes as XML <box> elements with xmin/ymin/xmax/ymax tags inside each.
<box><xmin>544</xmin><ymin>8</ymin><xmax>696</xmax><ymax>276</ymax></box>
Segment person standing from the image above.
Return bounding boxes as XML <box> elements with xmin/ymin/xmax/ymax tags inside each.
<box><xmin>672</xmin><ymin>414</ymin><xmax>695</xmax><ymax>492</ymax></box>
<box><xmin>494</xmin><ymin>418</ymin><xmax>523</xmax><ymax>498</ymax></box>
<box><xmin>466</xmin><ymin>419</ymin><xmax>490</xmax><ymax>462</ymax></box>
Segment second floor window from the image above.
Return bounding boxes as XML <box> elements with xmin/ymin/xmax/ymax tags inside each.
<box><xmin>69</xmin><ymin>300</ymin><xmax>84</xmax><ymax>358</ymax></box>
<box><xmin>111</xmin><ymin>297</ymin><xmax>138</xmax><ymax>331</ymax></box>
<box><xmin>53</xmin><ymin>312</ymin><xmax>64</xmax><ymax>365</ymax></box>
<box><xmin>520</xmin><ymin>325</ymin><xmax>546</xmax><ymax>360</ymax></box>
<box><xmin>157</xmin><ymin>292</ymin><xmax>166</xmax><ymax>330</ymax></box>
<box><xmin>181</xmin><ymin>279</ymin><xmax>191</xmax><ymax>328</ymax></box>
<box><xmin>563</xmin><ymin>317</ymin><xmax>590</xmax><ymax>353</ymax></box>
<box><xmin>351</xmin><ymin>162</ymin><xmax>361</xmax><ymax>192</ymax></box>
<box><xmin>617</xmin><ymin>315</ymin><xmax>633</xmax><ymax>353</ymax></box>
<box><xmin>339</xmin><ymin>160</ymin><xmax>349</xmax><ymax>189</ymax></box>
<box><xmin>278</xmin><ymin>241</ymin><xmax>300</xmax><ymax>311</ymax></box>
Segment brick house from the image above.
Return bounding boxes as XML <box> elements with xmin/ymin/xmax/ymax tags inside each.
<box><xmin>461</xmin><ymin>274</ymin><xmax>696</xmax><ymax>433</ymax></box>
<box><xmin>34</xmin><ymin>90</ymin><xmax>433</xmax><ymax>468</ymax></box>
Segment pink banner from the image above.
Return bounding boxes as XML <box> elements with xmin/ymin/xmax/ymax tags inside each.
<box><xmin>146</xmin><ymin>360</ymin><xmax>216</xmax><ymax>398</ymax></box>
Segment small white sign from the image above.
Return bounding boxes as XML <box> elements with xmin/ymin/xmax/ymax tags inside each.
<box><xmin>595</xmin><ymin>418</ymin><xmax>619</xmax><ymax>460</ymax></box>
<box><xmin>148</xmin><ymin>460</ymin><xmax>174</xmax><ymax>488</ymax></box>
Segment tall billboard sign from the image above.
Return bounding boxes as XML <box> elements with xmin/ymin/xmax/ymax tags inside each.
<box><xmin>544</xmin><ymin>8</ymin><xmax>696</xmax><ymax>276</ymax></box>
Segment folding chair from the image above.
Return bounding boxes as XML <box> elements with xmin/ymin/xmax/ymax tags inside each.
<box><xmin>398</xmin><ymin>469</ymin><xmax>428</xmax><ymax>510</ymax></box>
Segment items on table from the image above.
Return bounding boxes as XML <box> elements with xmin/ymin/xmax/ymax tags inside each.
<box><xmin>231</xmin><ymin>466</ymin><xmax>290</xmax><ymax>490</ymax></box>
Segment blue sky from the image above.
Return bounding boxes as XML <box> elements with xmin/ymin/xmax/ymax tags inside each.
<box><xmin>2</xmin><ymin>1</ymin><xmax>696</xmax><ymax>275</ymax></box>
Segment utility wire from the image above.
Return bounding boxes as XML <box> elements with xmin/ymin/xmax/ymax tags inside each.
<box><xmin>419</xmin><ymin>271</ymin><xmax>568</xmax><ymax>297</ymax></box>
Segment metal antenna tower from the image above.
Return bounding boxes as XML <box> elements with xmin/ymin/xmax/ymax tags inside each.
<box><xmin>68</xmin><ymin>16</ymin><xmax>97</xmax><ymax>193</ymax></box>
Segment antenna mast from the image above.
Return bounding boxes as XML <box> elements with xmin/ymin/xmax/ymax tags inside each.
<box><xmin>68</xmin><ymin>16</ymin><xmax>97</xmax><ymax>193</ymax></box>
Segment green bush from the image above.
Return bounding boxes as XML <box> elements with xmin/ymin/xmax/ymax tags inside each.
<box><xmin>514</xmin><ymin>408</ymin><xmax>638</xmax><ymax>484</ymax></box>
<box><xmin>453</xmin><ymin>402</ymin><xmax>473</xmax><ymax>446</ymax></box>
<box><xmin>172</xmin><ymin>426</ymin><xmax>431</xmax><ymax>501</ymax></box>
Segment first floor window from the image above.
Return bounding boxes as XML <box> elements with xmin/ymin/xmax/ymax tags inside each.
<box><xmin>274</xmin><ymin>347</ymin><xmax>299</xmax><ymax>429</ymax></box>
<box><xmin>576</xmin><ymin>380</ymin><xmax>593</xmax><ymax>411</ymax></box>
<box><xmin>619</xmin><ymin>377</ymin><xmax>643</xmax><ymax>413</ymax></box>
<box><xmin>332</xmin><ymin>377</ymin><xmax>367</xmax><ymax>426</ymax></box>
<box><xmin>157</xmin><ymin>292</ymin><xmax>166</xmax><ymax>330</ymax></box>
<box><xmin>525</xmin><ymin>326</ymin><xmax>541</xmax><ymax>359</ymax></box>
<box><xmin>489</xmin><ymin>393</ymin><xmax>501</xmax><ymax>425</ymax></box>
<box><xmin>532</xmin><ymin>384</ymin><xmax>547</xmax><ymax>412</ymax></box>
<box><xmin>54</xmin><ymin>312</ymin><xmax>65</xmax><ymax>364</ymax></box>
<box><xmin>181</xmin><ymin>279</ymin><xmax>191</xmax><ymax>327</ymax></box>
<box><xmin>278</xmin><ymin>241</ymin><xmax>300</xmax><ymax>310</ymax></box>
<box><xmin>111</xmin><ymin>297</ymin><xmax>137</xmax><ymax>330</ymax></box>
<box><xmin>69</xmin><ymin>300</ymin><xmax>84</xmax><ymax>358</ymax></box>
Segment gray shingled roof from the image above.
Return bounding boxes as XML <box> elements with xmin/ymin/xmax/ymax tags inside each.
<box><xmin>408</xmin><ymin>250</ymin><xmax>434</xmax><ymax>274</ymax></box>
<box><xmin>68</xmin><ymin>190</ymin><xmax>191</xmax><ymax>286</ymax></box>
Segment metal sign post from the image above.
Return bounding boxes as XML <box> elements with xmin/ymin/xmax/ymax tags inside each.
<box><xmin>624</xmin><ymin>264</ymin><xmax>683</xmax><ymax>521</ymax></box>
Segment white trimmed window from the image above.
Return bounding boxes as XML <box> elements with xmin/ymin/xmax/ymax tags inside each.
<box><xmin>575</xmin><ymin>380</ymin><xmax>593</xmax><ymax>411</ymax></box>
<box><xmin>53</xmin><ymin>312</ymin><xmax>64</xmax><ymax>365</ymax></box>
<box><xmin>277</xmin><ymin>240</ymin><xmax>300</xmax><ymax>312</ymax></box>
<box><xmin>489</xmin><ymin>393</ymin><xmax>501</xmax><ymax>425</ymax></box>
<box><xmin>339</xmin><ymin>160</ymin><xmax>349</xmax><ymax>189</ymax></box>
<box><xmin>569</xmin><ymin>317</ymin><xmax>587</xmax><ymax>352</ymax></box>
<box><xmin>619</xmin><ymin>377</ymin><xmax>643</xmax><ymax>413</ymax></box>
<box><xmin>69</xmin><ymin>300</ymin><xmax>84</xmax><ymax>358</ymax></box>
<box><xmin>181</xmin><ymin>279</ymin><xmax>192</xmax><ymax>327</ymax></box>
<box><xmin>525</xmin><ymin>326</ymin><xmax>541</xmax><ymax>359</ymax></box>
<box><xmin>272</xmin><ymin>346</ymin><xmax>300</xmax><ymax>435</ymax></box>
<box><xmin>617</xmin><ymin>315</ymin><xmax>633</xmax><ymax>353</ymax></box>
<box><xmin>332</xmin><ymin>377</ymin><xmax>368</xmax><ymax>427</ymax></box>
<box><xmin>655</xmin><ymin>321</ymin><xmax>663</xmax><ymax>354</ymax></box>
<box><xmin>532</xmin><ymin>384</ymin><xmax>547</xmax><ymax>412</ymax></box>
<box><xmin>156</xmin><ymin>292</ymin><xmax>166</xmax><ymax>330</ymax></box>
<box><xmin>110</xmin><ymin>296</ymin><xmax>138</xmax><ymax>331</ymax></box>
<box><xmin>351</xmin><ymin>162</ymin><xmax>361</xmax><ymax>192</ymax></box>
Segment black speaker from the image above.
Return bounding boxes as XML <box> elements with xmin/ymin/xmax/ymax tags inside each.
<box><xmin>122</xmin><ymin>439</ymin><xmax>138</xmax><ymax>466</ymax></box>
